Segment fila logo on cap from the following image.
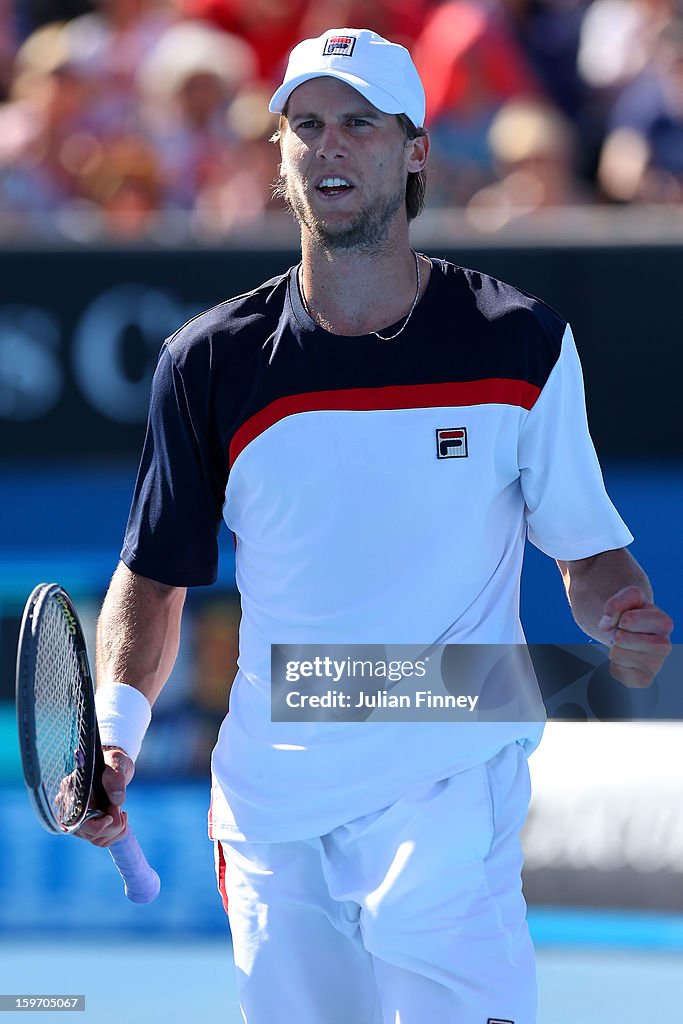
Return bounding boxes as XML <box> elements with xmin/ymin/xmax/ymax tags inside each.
<box><xmin>323</xmin><ymin>35</ymin><xmax>357</xmax><ymax>57</ymax></box>
<box><xmin>436</xmin><ymin>427</ymin><xmax>468</xmax><ymax>459</ymax></box>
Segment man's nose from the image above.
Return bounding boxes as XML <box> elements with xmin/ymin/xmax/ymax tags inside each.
<box><xmin>316</xmin><ymin>125</ymin><xmax>346</xmax><ymax>160</ymax></box>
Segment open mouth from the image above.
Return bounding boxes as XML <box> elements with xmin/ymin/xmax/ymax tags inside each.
<box><xmin>316</xmin><ymin>177</ymin><xmax>354</xmax><ymax>197</ymax></box>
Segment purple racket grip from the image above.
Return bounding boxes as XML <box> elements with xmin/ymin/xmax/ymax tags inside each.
<box><xmin>108</xmin><ymin>828</ymin><xmax>161</xmax><ymax>904</ymax></box>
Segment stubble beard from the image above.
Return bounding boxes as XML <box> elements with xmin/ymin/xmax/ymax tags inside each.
<box><xmin>274</xmin><ymin>172</ymin><xmax>405</xmax><ymax>252</ymax></box>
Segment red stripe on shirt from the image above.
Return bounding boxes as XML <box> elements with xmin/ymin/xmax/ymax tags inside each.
<box><xmin>229</xmin><ymin>379</ymin><xmax>540</xmax><ymax>466</ymax></box>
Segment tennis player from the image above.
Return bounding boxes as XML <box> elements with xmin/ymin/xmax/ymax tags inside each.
<box><xmin>81</xmin><ymin>28</ymin><xmax>673</xmax><ymax>1024</ymax></box>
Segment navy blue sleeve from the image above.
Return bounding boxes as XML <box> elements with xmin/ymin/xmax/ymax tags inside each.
<box><xmin>121</xmin><ymin>343</ymin><xmax>227</xmax><ymax>587</ymax></box>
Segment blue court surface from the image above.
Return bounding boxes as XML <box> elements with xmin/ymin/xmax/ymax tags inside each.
<box><xmin>1</xmin><ymin>920</ymin><xmax>682</xmax><ymax>1024</ymax></box>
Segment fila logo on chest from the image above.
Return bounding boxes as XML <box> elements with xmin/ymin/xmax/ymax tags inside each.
<box><xmin>436</xmin><ymin>427</ymin><xmax>468</xmax><ymax>459</ymax></box>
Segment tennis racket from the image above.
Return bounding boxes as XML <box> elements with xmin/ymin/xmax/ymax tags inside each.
<box><xmin>16</xmin><ymin>582</ymin><xmax>161</xmax><ymax>904</ymax></box>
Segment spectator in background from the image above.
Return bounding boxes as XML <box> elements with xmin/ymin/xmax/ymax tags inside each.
<box><xmin>413</xmin><ymin>0</ymin><xmax>541</xmax><ymax>205</ymax></box>
<box><xmin>576</xmin><ymin>0</ymin><xmax>678</xmax><ymax>181</ymax></box>
<box><xmin>64</xmin><ymin>0</ymin><xmax>175</xmax><ymax>132</ymax></box>
<box><xmin>0</xmin><ymin>22</ymin><xmax>98</xmax><ymax>221</ymax></box>
<box><xmin>15</xmin><ymin>0</ymin><xmax>95</xmax><ymax>41</ymax></box>
<box><xmin>76</xmin><ymin>132</ymin><xmax>164</xmax><ymax>237</ymax></box>
<box><xmin>188</xmin><ymin>145</ymin><xmax>274</xmax><ymax>234</ymax></box>
<box><xmin>503</xmin><ymin>0</ymin><xmax>589</xmax><ymax>121</ymax></box>
<box><xmin>176</xmin><ymin>0</ymin><xmax>310</xmax><ymax>81</ymax></box>
<box><xmin>297</xmin><ymin>0</ymin><xmax>431</xmax><ymax>51</ymax></box>
<box><xmin>0</xmin><ymin>0</ymin><xmax>16</xmax><ymax>100</ymax></box>
<box><xmin>466</xmin><ymin>98</ymin><xmax>586</xmax><ymax>229</ymax></box>
<box><xmin>598</xmin><ymin>17</ymin><xmax>683</xmax><ymax>201</ymax></box>
<box><xmin>578</xmin><ymin>0</ymin><xmax>674</xmax><ymax>94</ymax></box>
<box><xmin>137</xmin><ymin>20</ymin><xmax>257</xmax><ymax>211</ymax></box>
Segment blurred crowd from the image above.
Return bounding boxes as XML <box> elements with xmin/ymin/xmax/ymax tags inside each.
<box><xmin>0</xmin><ymin>0</ymin><xmax>682</xmax><ymax>239</ymax></box>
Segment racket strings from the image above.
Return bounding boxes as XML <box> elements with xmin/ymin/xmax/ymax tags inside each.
<box><xmin>34</xmin><ymin>599</ymin><xmax>89</xmax><ymax>829</ymax></box>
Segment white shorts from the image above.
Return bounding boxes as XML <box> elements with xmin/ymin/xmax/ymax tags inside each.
<box><xmin>216</xmin><ymin>741</ymin><xmax>535</xmax><ymax>1024</ymax></box>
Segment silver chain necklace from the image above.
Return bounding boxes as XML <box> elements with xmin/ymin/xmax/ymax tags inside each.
<box><xmin>298</xmin><ymin>249</ymin><xmax>421</xmax><ymax>341</ymax></box>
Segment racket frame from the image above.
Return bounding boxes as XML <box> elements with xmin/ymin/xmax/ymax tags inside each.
<box><xmin>16</xmin><ymin>583</ymin><xmax>98</xmax><ymax>835</ymax></box>
<box><xmin>15</xmin><ymin>582</ymin><xmax>161</xmax><ymax>903</ymax></box>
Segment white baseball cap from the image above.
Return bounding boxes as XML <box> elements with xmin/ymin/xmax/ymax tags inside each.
<box><xmin>269</xmin><ymin>28</ymin><xmax>426</xmax><ymax>129</ymax></box>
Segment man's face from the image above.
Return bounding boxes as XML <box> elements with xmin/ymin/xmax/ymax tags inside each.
<box><xmin>277</xmin><ymin>77</ymin><xmax>416</xmax><ymax>250</ymax></box>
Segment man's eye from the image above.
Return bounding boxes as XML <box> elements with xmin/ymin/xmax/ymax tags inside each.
<box><xmin>350</xmin><ymin>118</ymin><xmax>370</xmax><ymax>127</ymax></box>
<box><xmin>298</xmin><ymin>120</ymin><xmax>318</xmax><ymax>129</ymax></box>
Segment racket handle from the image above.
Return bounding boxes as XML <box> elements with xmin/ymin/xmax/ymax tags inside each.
<box><xmin>108</xmin><ymin>828</ymin><xmax>161</xmax><ymax>904</ymax></box>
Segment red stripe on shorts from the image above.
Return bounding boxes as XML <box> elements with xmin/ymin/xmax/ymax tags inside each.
<box><xmin>216</xmin><ymin>842</ymin><xmax>229</xmax><ymax>916</ymax></box>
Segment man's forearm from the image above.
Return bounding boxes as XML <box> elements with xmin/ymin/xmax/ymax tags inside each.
<box><xmin>77</xmin><ymin>563</ymin><xmax>186</xmax><ymax>846</ymax></box>
<box><xmin>96</xmin><ymin>562</ymin><xmax>187</xmax><ymax>704</ymax></box>
<box><xmin>557</xmin><ymin>548</ymin><xmax>653</xmax><ymax>643</ymax></box>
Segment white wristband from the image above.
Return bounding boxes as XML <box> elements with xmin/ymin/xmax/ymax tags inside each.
<box><xmin>95</xmin><ymin>682</ymin><xmax>152</xmax><ymax>763</ymax></box>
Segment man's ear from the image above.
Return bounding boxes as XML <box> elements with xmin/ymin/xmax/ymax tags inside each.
<box><xmin>406</xmin><ymin>132</ymin><xmax>429</xmax><ymax>173</ymax></box>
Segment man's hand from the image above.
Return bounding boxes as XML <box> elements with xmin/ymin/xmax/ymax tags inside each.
<box><xmin>76</xmin><ymin>747</ymin><xmax>135</xmax><ymax>848</ymax></box>
<box><xmin>599</xmin><ymin>585</ymin><xmax>674</xmax><ymax>688</ymax></box>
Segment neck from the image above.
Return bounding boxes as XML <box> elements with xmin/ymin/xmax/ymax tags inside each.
<box><xmin>299</xmin><ymin>230</ymin><xmax>430</xmax><ymax>337</ymax></box>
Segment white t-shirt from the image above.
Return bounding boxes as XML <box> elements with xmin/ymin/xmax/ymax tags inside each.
<box><xmin>122</xmin><ymin>260</ymin><xmax>633</xmax><ymax>842</ymax></box>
